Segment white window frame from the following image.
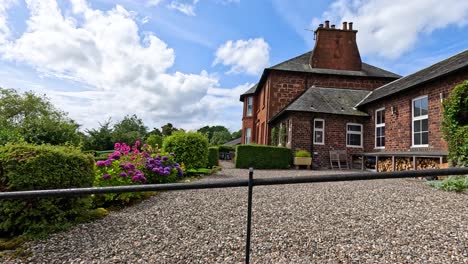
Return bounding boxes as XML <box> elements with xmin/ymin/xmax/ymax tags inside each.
<box><xmin>346</xmin><ymin>123</ymin><xmax>363</xmax><ymax>148</ymax></box>
<box><xmin>245</xmin><ymin>128</ymin><xmax>251</xmax><ymax>144</ymax></box>
<box><xmin>313</xmin><ymin>118</ymin><xmax>325</xmax><ymax>145</ymax></box>
<box><xmin>287</xmin><ymin>119</ymin><xmax>292</xmax><ymax>147</ymax></box>
<box><xmin>246</xmin><ymin>97</ymin><xmax>253</xmax><ymax>117</ymax></box>
<box><xmin>412</xmin><ymin>95</ymin><xmax>429</xmax><ymax>147</ymax></box>
<box><xmin>375</xmin><ymin>108</ymin><xmax>385</xmax><ymax>149</ymax></box>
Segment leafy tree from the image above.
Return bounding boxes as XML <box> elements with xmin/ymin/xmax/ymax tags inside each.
<box><xmin>111</xmin><ymin>114</ymin><xmax>147</xmax><ymax>145</ymax></box>
<box><xmin>197</xmin><ymin>125</ymin><xmax>230</xmax><ymax>142</ymax></box>
<box><xmin>161</xmin><ymin>123</ymin><xmax>178</xmax><ymax>137</ymax></box>
<box><xmin>231</xmin><ymin>129</ymin><xmax>242</xmax><ymax>139</ymax></box>
<box><xmin>0</xmin><ymin>88</ymin><xmax>81</xmax><ymax>146</ymax></box>
<box><xmin>210</xmin><ymin>130</ymin><xmax>232</xmax><ymax>146</ymax></box>
<box><xmin>162</xmin><ymin>131</ymin><xmax>208</xmax><ymax>169</ymax></box>
<box><xmin>148</xmin><ymin>128</ymin><xmax>163</xmax><ymax>137</ymax></box>
<box><xmin>83</xmin><ymin>119</ymin><xmax>114</xmax><ymax>151</ymax></box>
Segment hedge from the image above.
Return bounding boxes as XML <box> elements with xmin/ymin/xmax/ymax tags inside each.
<box><xmin>208</xmin><ymin>147</ymin><xmax>219</xmax><ymax>168</ymax></box>
<box><xmin>0</xmin><ymin>143</ymin><xmax>95</xmax><ymax>237</ymax></box>
<box><xmin>235</xmin><ymin>144</ymin><xmax>292</xmax><ymax>169</ymax></box>
<box><xmin>162</xmin><ymin>131</ymin><xmax>208</xmax><ymax>169</ymax></box>
<box><xmin>218</xmin><ymin>145</ymin><xmax>234</xmax><ymax>153</ymax></box>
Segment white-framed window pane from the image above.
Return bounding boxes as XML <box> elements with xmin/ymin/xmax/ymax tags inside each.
<box><xmin>315</xmin><ymin>131</ymin><xmax>323</xmax><ymax>143</ymax></box>
<box><xmin>412</xmin><ymin>96</ymin><xmax>428</xmax><ymax>146</ymax></box>
<box><xmin>245</xmin><ymin>128</ymin><xmax>251</xmax><ymax>144</ymax></box>
<box><xmin>347</xmin><ymin>134</ymin><xmax>361</xmax><ymax>146</ymax></box>
<box><xmin>246</xmin><ymin>97</ymin><xmax>253</xmax><ymax>116</ymax></box>
<box><xmin>413</xmin><ymin>97</ymin><xmax>428</xmax><ymax>117</ymax></box>
<box><xmin>314</xmin><ymin>120</ymin><xmax>323</xmax><ymax>129</ymax></box>
<box><xmin>348</xmin><ymin>124</ymin><xmax>361</xmax><ymax>132</ymax></box>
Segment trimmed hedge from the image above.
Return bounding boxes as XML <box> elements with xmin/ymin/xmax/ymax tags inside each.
<box><xmin>208</xmin><ymin>147</ymin><xmax>219</xmax><ymax>168</ymax></box>
<box><xmin>218</xmin><ymin>145</ymin><xmax>234</xmax><ymax>153</ymax></box>
<box><xmin>235</xmin><ymin>144</ymin><xmax>292</xmax><ymax>169</ymax></box>
<box><xmin>162</xmin><ymin>131</ymin><xmax>208</xmax><ymax>169</ymax></box>
<box><xmin>0</xmin><ymin>144</ymin><xmax>95</xmax><ymax>237</ymax></box>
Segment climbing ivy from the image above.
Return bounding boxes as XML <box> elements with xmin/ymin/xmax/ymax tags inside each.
<box><xmin>442</xmin><ymin>81</ymin><xmax>468</xmax><ymax>166</ymax></box>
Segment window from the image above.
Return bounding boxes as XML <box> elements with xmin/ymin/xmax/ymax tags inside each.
<box><xmin>313</xmin><ymin>119</ymin><xmax>325</xmax><ymax>145</ymax></box>
<box><xmin>375</xmin><ymin>108</ymin><xmax>385</xmax><ymax>148</ymax></box>
<box><xmin>245</xmin><ymin>128</ymin><xmax>251</xmax><ymax>144</ymax></box>
<box><xmin>246</xmin><ymin>97</ymin><xmax>253</xmax><ymax>117</ymax></box>
<box><xmin>346</xmin><ymin>123</ymin><xmax>363</xmax><ymax>147</ymax></box>
<box><xmin>412</xmin><ymin>96</ymin><xmax>428</xmax><ymax>146</ymax></box>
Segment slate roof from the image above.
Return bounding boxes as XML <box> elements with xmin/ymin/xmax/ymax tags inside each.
<box><xmin>240</xmin><ymin>51</ymin><xmax>400</xmax><ymax>101</ymax></box>
<box><xmin>224</xmin><ymin>137</ymin><xmax>241</xmax><ymax>146</ymax></box>
<box><xmin>269</xmin><ymin>86</ymin><xmax>370</xmax><ymax>123</ymax></box>
<box><xmin>358</xmin><ymin>49</ymin><xmax>468</xmax><ymax>106</ymax></box>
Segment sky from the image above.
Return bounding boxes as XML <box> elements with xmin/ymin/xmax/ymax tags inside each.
<box><xmin>0</xmin><ymin>0</ymin><xmax>467</xmax><ymax>133</ymax></box>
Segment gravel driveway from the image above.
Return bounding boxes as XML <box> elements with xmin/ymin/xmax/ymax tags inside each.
<box><xmin>2</xmin><ymin>162</ymin><xmax>467</xmax><ymax>263</ymax></box>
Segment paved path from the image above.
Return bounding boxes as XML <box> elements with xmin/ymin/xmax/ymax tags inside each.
<box><xmin>2</xmin><ymin>163</ymin><xmax>468</xmax><ymax>263</ymax></box>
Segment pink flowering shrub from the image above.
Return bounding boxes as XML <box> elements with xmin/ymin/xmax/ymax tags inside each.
<box><xmin>94</xmin><ymin>141</ymin><xmax>183</xmax><ymax>206</ymax></box>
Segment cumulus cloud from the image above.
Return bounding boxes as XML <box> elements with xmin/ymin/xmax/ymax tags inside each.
<box><xmin>213</xmin><ymin>38</ymin><xmax>270</xmax><ymax>75</ymax></box>
<box><xmin>0</xmin><ymin>0</ymin><xmax>246</xmax><ymax>130</ymax></box>
<box><xmin>312</xmin><ymin>0</ymin><xmax>468</xmax><ymax>59</ymax></box>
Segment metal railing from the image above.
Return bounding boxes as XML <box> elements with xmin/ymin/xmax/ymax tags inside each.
<box><xmin>1</xmin><ymin>167</ymin><xmax>468</xmax><ymax>263</ymax></box>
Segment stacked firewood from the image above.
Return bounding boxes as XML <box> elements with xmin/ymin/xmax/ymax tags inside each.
<box><xmin>416</xmin><ymin>158</ymin><xmax>440</xmax><ymax>170</ymax></box>
<box><xmin>395</xmin><ymin>157</ymin><xmax>414</xmax><ymax>171</ymax></box>
<box><xmin>377</xmin><ymin>158</ymin><xmax>393</xmax><ymax>172</ymax></box>
<box><xmin>377</xmin><ymin>157</ymin><xmax>444</xmax><ymax>172</ymax></box>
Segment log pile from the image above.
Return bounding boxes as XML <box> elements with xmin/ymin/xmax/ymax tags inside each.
<box><xmin>416</xmin><ymin>158</ymin><xmax>440</xmax><ymax>170</ymax></box>
<box><xmin>395</xmin><ymin>157</ymin><xmax>413</xmax><ymax>171</ymax></box>
<box><xmin>377</xmin><ymin>157</ymin><xmax>443</xmax><ymax>172</ymax></box>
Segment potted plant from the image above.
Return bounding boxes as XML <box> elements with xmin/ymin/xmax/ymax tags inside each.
<box><xmin>294</xmin><ymin>150</ymin><xmax>312</xmax><ymax>169</ymax></box>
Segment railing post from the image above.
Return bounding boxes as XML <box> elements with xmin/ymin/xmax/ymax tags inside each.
<box><xmin>245</xmin><ymin>167</ymin><xmax>254</xmax><ymax>264</ymax></box>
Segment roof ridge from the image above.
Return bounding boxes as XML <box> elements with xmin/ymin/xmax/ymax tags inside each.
<box><xmin>268</xmin><ymin>51</ymin><xmax>312</xmax><ymax>69</ymax></box>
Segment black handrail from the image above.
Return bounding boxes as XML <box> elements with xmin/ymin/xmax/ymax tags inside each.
<box><xmin>1</xmin><ymin>167</ymin><xmax>467</xmax><ymax>264</ymax></box>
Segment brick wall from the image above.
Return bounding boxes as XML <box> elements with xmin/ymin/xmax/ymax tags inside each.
<box><xmin>361</xmin><ymin>70</ymin><xmax>468</xmax><ymax>152</ymax></box>
<box><xmin>274</xmin><ymin>112</ymin><xmax>368</xmax><ymax>168</ymax></box>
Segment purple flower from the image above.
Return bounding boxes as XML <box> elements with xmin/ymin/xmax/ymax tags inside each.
<box><xmin>96</xmin><ymin>160</ymin><xmax>106</xmax><ymax>167</ymax></box>
<box><xmin>169</xmin><ymin>152</ymin><xmax>174</xmax><ymax>156</ymax></box>
<box><xmin>119</xmin><ymin>172</ymin><xmax>127</xmax><ymax>178</ymax></box>
<box><xmin>162</xmin><ymin>156</ymin><xmax>169</xmax><ymax>161</ymax></box>
<box><xmin>102</xmin><ymin>173</ymin><xmax>111</xmax><ymax>180</ymax></box>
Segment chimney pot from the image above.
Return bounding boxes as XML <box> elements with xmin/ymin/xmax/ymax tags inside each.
<box><xmin>349</xmin><ymin>22</ymin><xmax>353</xmax><ymax>30</ymax></box>
<box><xmin>325</xmin><ymin>20</ymin><xmax>330</xmax><ymax>28</ymax></box>
<box><xmin>319</xmin><ymin>23</ymin><xmax>323</xmax><ymax>28</ymax></box>
<box><xmin>331</xmin><ymin>24</ymin><xmax>335</xmax><ymax>29</ymax></box>
<box><xmin>342</xmin><ymin>22</ymin><xmax>348</xmax><ymax>30</ymax></box>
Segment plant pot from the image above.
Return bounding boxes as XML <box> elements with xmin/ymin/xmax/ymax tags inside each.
<box><xmin>294</xmin><ymin>157</ymin><xmax>312</xmax><ymax>169</ymax></box>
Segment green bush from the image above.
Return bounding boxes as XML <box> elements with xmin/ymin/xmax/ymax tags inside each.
<box><xmin>294</xmin><ymin>149</ymin><xmax>311</xmax><ymax>157</ymax></box>
<box><xmin>208</xmin><ymin>147</ymin><xmax>219</xmax><ymax>168</ymax></box>
<box><xmin>0</xmin><ymin>143</ymin><xmax>95</xmax><ymax>238</ymax></box>
<box><xmin>146</xmin><ymin>134</ymin><xmax>163</xmax><ymax>148</ymax></box>
<box><xmin>235</xmin><ymin>144</ymin><xmax>292</xmax><ymax>169</ymax></box>
<box><xmin>442</xmin><ymin>81</ymin><xmax>468</xmax><ymax>166</ymax></box>
<box><xmin>427</xmin><ymin>176</ymin><xmax>468</xmax><ymax>192</ymax></box>
<box><xmin>162</xmin><ymin>131</ymin><xmax>208</xmax><ymax>169</ymax></box>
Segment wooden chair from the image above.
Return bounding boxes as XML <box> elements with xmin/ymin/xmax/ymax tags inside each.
<box><xmin>329</xmin><ymin>150</ymin><xmax>349</xmax><ymax>169</ymax></box>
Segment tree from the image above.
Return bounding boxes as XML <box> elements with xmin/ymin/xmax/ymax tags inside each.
<box><xmin>146</xmin><ymin>134</ymin><xmax>163</xmax><ymax>148</ymax></box>
<box><xmin>112</xmin><ymin>114</ymin><xmax>147</xmax><ymax>145</ymax></box>
<box><xmin>231</xmin><ymin>129</ymin><xmax>242</xmax><ymax>139</ymax></box>
<box><xmin>83</xmin><ymin>119</ymin><xmax>114</xmax><ymax>151</ymax></box>
<box><xmin>0</xmin><ymin>88</ymin><xmax>81</xmax><ymax>146</ymax></box>
<box><xmin>197</xmin><ymin>125</ymin><xmax>230</xmax><ymax>142</ymax></box>
<box><xmin>161</xmin><ymin>123</ymin><xmax>178</xmax><ymax>137</ymax></box>
<box><xmin>148</xmin><ymin>128</ymin><xmax>162</xmax><ymax>137</ymax></box>
<box><xmin>210</xmin><ymin>130</ymin><xmax>232</xmax><ymax>146</ymax></box>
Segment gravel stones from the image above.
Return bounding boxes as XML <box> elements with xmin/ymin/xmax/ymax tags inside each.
<box><xmin>2</xmin><ymin>164</ymin><xmax>467</xmax><ymax>263</ymax></box>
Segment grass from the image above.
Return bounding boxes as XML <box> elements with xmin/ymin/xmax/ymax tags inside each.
<box><xmin>427</xmin><ymin>176</ymin><xmax>468</xmax><ymax>192</ymax></box>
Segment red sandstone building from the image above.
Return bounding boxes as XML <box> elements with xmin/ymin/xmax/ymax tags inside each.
<box><xmin>239</xmin><ymin>21</ymin><xmax>468</xmax><ymax>169</ymax></box>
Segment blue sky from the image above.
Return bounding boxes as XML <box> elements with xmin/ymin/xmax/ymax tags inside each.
<box><xmin>0</xmin><ymin>0</ymin><xmax>467</xmax><ymax>132</ymax></box>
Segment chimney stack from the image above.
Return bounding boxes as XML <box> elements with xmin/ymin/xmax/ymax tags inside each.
<box><xmin>310</xmin><ymin>21</ymin><xmax>362</xmax><ymax>71</ymax></box>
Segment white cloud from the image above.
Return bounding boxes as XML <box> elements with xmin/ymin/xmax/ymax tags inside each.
<box><xmin>0</xmin><ymin>0</ymin><xmax>16</xmax><ymax>45</ymax></box>
<box><xmin>147</xmin><ymin>0</ymin><xmax>163</xmax><ymax>6</ymax></box>
<box><xmin>167</xmin><ymin>0</ymin><xmax>198</xmax><ymax>16</ymax></box>
<box><xmin>0</xmin><ymin>0</ymin><xmax>245</xmax><ymax>131</ymax></box>
<box><xmin>213</xmin><ymin>38</ymin><xmax>270</xmax><ymax>75</ymax></box>
<box><xmin>312</xmin><ymin>0</ymin><xmax>468</xmax><ymax>59</ymax></box>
